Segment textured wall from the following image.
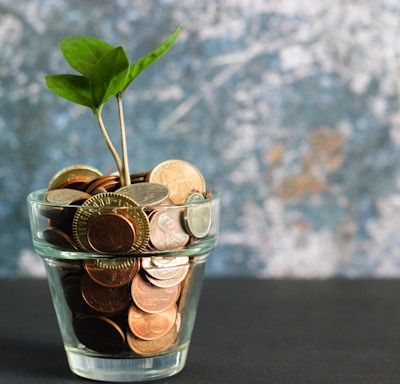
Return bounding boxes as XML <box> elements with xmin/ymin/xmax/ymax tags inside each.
<box><xmin>1</xmin><ymin>0</ymin><xmax>400</xmax><ymax>277</ymax></box>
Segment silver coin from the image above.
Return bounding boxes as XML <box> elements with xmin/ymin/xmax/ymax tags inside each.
<box><xmin>183</xmin><ymin>192</ymin><xmax>211</xmax><ymax>238</ymax></box>
<box><xmin>116</xmin><ymin>182</ymin><xmax>170</xmax><ymax>207</ymax></box>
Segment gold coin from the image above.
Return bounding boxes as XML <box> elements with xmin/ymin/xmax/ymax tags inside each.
<box><xmin>116</xmin><ymin>182</ymin><xmax>170</xmax><ymax>207</ymax></box>
<box><xmin>72</xmin><ymin>192</ymin><xmax>149</xmax><ymax>253</ymax></box>
<box><xmin>149</xmin><ymin>208</ymin><xmax>189</xmax><ymax>251</ymax></box>
<box><xmin>48</xmin><ymin>164</ymin><xmax>103</xmax><ymax>190</ymax></box>
<box><xmin>128</xmin><ymin>303</ymin><xmax>177</xmax><ymax>341</ymax></box>
<box><xmin>131</xmin><ymin>273</ymin><xmax>180</xmax><ymax>313</ymax></box>
<box><xmin>94</xmin><ymin>257</ymin><xmax>137</xmax><ymax>270</ymax></box>
<box><xmin>148</xmin><ymin>159</ymin><xmax>206</xmax><ymax>204</ymax></box>
<box><xmin>183</xmin><ymin>192</ymin><xmax>212</xmax><ymax>238</ymax></box>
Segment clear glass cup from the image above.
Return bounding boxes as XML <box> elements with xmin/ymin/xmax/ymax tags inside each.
<box><xmin>27</xmin><ymin>188</ymin><xmax>220</xmax><ymax>382</ymax></box>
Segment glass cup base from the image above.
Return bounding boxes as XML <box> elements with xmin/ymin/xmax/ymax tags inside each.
<box><xmin>65</xmin><ymin>344</ymin><xmax>188</xmax><ymax>382</ymax></box>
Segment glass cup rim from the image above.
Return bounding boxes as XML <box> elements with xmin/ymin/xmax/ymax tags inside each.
<box><xmin>27</xmin><ymin>188</ymin><xmax>221</xmax><ymax>209</ymax></box>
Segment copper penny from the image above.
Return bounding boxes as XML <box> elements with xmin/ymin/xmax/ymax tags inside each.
<box><xmin>148</xmin><ymin>159</ymin><xmax>205</xmax><ymax>204</ymax></box>
<box><xmin>48</xmin><ymin>164</ymin><xmax>103</xmax><ymax>191</ymax></box>
<box><xmin>126</xmin><ymin>324</ymin><xmax>177</xmax><ymax>355</ymax></box>
<box><xmin>72</xmin><ymin>192</ymin><xmax>150</xmax><ymax>253</ymax></box>
<box><xmin>84</xmin><ymin>258</ymin><xmax>138</xmax><ymax>288</ymax></box>
<box><xmin>43</xmin><ymin>227</ymin><xmax>78</xmax><ymax>250</ymax></box>
<box><xmin>85</xmin><ymin>175</ymin><xmax>120</xmax><ymax>195</ymax></box>
<box><xmin>130</xmin><ymin>171</ymin><xmax>151</xmax><ymax>183</ymax></box>
<box><xmin>73</xmin><ymin>315</ymin><xmax>126</xmax><ymax>354</ymax></box>
<box><xmin>86</xmin><ymin>212</ymin><xmax>136</xmax><ymax>253</ymax></box>
<box><xmin>128</xmin><ymin>303</ymin><xmax>177</xmax><ymax>341</ymax></box>
<box><xmin>149</xmin><ymin>208</ymin><xmax>189</xmax><ymax>251</ymax></box>
<box><xmin>80</xmin><ymin>273</ymin><xmax>131</xmax><ymax>315</ymax></box>
<box><xmin>62</xmin><ymin>274</ymin><xmax>87</xmax><ymax>314</ymax></box>
<box><xmin>131</xmin><ymin>273</ymin><xmax>180</xmax><ymax>313</ymax></box>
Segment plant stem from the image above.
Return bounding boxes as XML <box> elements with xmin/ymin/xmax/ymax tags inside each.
<box><xmin>94</xmin><ymin>107</ymin><xmax>123</xmax><ymax>177</ymax></box>
<box><xmin>117</xmin><ymin>93</ymin><xmax>131</xmax><ymax>186</ymax></box>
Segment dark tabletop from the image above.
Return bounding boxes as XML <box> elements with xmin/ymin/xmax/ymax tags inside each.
<box><xmin>1</xmin><ymin>278</ymin><xmax>400</xmax><ymax>384</ymax></box>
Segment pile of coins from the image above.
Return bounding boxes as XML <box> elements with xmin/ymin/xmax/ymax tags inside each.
<box><xmin>39</xmin><ymin>159</ymin><xmax>214</xmax><ymax>356</ymax></box>
<box><xmin>63</xmin><ymin>255</ymin><xmax>192</xmax><ymax>355</ymax></box>
<box><xmin>41</xmin><ymin>159</ymin><xmax>213</xmax><ymax>254</ymax></box>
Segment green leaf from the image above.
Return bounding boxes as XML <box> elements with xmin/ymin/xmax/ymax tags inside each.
<box><xmin>45</xmin><ymin>74</ymin><xmax>93</xmax><ymax>107</ymax></box>
<box><xmin>90</xmin><ymin>46</ymin><xmax>130</xmax><ymax>108</ymax></box>
<box><xmin>122</xmin><ymin>25</ymin><xmax>182</xmax><ymax>92</ymax></box>
<box><xmin>60</xmin><ymin>36</ymin><xmax>114</xmax><ymax>77</ymax></box>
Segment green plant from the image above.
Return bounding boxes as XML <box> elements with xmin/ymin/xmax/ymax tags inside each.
<box><xmin>45</xmin><ymin>26</ymin><xmax>182</xmax><ymax>186</ymax></box>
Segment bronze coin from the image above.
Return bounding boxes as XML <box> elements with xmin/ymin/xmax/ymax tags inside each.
<box><xmin>86</xmin><ymin>212</ymin><xmax>136</xmax><ymax>254</ymax></box>
<box><xmin>85</xmin><ymin>175</ymin><xmax>120</xmax><ymax>195</ymax></box>
<box><xmin>84</xmin><ymin>258</ymin><xmax>138</xmax><ymax>288</ymax></box>
<box><xmin>80</xmin><ymin>273</ymin><xmax>131</xmax><ymax>315</ymax></box>
<box><xmin>72</xmin><ymin>192</ymin><xmax>150</xmax><ymax>253</ymax></box>
<box><xmin>126</xmin><ymin>325</ymin><xmax>177</xmax><ymax>355</ymax></box>
<box><xmin>130</xmin><ymin>171</ymin><xmax>150</xmax><ymax>183</ymax></box>
<box><xmin>128</xmin><ymin>303</ymin><xmax>177</xmax><ymax>341</ymax></box>
<box><xmin>43</xmin><ymin>227</ymin><xmax>78</xmax><ymax>250</ymax></box>
<box><xmin>73</xmin><ymin>315</ymin><xmax>126</xmax><ymax>354</ymax></box>
<box><xmin>131</xmin><ymin>273</ymin><xmax>180</xmax><ymax>313</ymax></box>
<box><xmin>62</xmin><ymin>274</ymin><xmax>87</xmax><ymax>314</ymax></box>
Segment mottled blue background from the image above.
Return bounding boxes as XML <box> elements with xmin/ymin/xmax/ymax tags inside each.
<box><xmin>2</xmin><ymin>0</ymin><xmax>400</xmax><ymax>277</ymax></box>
